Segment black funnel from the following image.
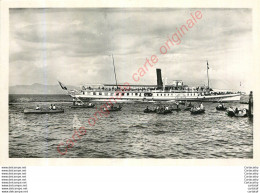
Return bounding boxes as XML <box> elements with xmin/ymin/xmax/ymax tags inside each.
<box><xmin>156</xmin><ymin>69</ymin><xmax>163</xmax><ymax>90</ymax></box>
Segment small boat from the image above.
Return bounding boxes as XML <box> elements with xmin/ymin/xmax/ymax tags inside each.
<box><xmin>156</xmin><ymin>109</ymin><xmax>172</xmax><ymax>115</ymax></box>
<box><xmin>24</xmin><ymin>109</ymin><xmax>64</xmax><ymax>114</ymax></box>
<box><xmin>144</xmin><ymin>109</ymin><xmax>156</xmax><ymax>113</ymax></box>
<box><xmin>190</xmin><ymin>108</ymin><xmax>205</xmax><ymax>114</ymax></box>
<box><xmin>104</xmin><ymin>106</ymin><xmax>122</xmax><ymax>112</ymax></box>
<box><xmin>70</xmin><ymin>104</ymin><xmax>95</xmax><ymax>108</ymax></box>
<box><xmin>227</xmin><ymin>109</ymin><xmax>248</xmax><ymax>117</ymax></box>
<box><xmin>216</xmin><ymin>106</ymin><xmax>227</xmax><ymax>111</ymax></box>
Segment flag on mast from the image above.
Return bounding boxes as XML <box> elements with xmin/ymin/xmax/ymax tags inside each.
<box><xmin>206</xmin><ymin>60</ymin><xmax>210</xmax><ymax>89</ymax></box>
<box><xmin>58</xmin><ymin>81</ymin><xmax>67</xmax><ymax>90</ymax></box>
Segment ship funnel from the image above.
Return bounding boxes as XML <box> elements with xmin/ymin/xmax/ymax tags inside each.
<box><xmin>156</xmin><ymin>69</ymin><xmax>163</xmax><ymax>90</ymax></box>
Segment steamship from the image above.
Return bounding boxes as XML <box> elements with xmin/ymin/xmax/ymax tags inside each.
<box><xmin>59</xmin><ymin>68</ymin><xmax>241</xmax><ymax>103</ymax></box>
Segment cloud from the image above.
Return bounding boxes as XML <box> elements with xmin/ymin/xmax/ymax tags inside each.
<box><xmin>9</xmin><ymin>8</ymin><xmax>252</xmax><ymax>92</ymax></box>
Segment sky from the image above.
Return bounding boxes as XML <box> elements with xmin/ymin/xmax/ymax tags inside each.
<box><xmin>9</xmin><ymin>8</ymin><xmax>252</xmax><ymax>92</ymax></box>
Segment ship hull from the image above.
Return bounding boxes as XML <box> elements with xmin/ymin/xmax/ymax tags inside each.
<box><xmin>73</xmin><ymin>93</ymin><xmax>241</xmax><ymax>103</ymax></box>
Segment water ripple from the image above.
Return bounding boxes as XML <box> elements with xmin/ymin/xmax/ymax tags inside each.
<box><xmin>9</xmin><ymin>94</ymin><xmax>253</xmax><ymax>158</ymax></box>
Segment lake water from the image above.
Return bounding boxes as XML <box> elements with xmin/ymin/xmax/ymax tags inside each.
<box><xmin>9</xmin><ymin>94</ymin><xmax>253</xmax><ymax>158</ymax></box>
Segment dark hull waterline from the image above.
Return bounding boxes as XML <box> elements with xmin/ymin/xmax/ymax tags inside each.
<box><xmin>156</xmin><ymin>110</ymin><xmax>172</xmax><ymax>115</ymax></box>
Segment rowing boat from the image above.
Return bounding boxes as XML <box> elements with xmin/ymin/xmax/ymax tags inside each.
<box><xmin>70</xmin><ymin>104</ymin><xmax>95</xmax><ymax>108</ymax></box>
<box><xmin>144</xmin><ymin>109</ymin><xmax>156</xmax><ymax>113</ymax></box>
<box><xmin>190</xmin><ymin>108</ymin><xmax>205</xmax><ymax>114</ymax></box>
<box><xmin>24</xmin><ymin>109</ymin><xmax>64</xmax><ymax>114</ymax></box>
<box><xmin>216</xmin><ymin>106</ymin><xmax>227</xmax><ymax>111</ymax></box>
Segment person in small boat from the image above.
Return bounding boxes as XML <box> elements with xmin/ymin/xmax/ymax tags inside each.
<box><xmin>110</xmin><ymin>105</ymin><xmax>115</xmax><ymax>110</ymax></box>
<box><xmin>161</xmin><ymin>106</ymin><xmax>164</xmax><ymax>112</ymax></box>
<box><xmin>111</xmin><ymin>104</ymin><xmax>118</xmax><ymax>110</ymax></box>
<box><xmin>146</xmin><ymin>106</ymin><xmax>149</xmax><ymax>110</ymax></box>
<box><xmin>75</xmin><ymin>101</ymin><xmax>82</xmax><ymax>106</ymax></box>
<box><xmin>235</xmin><ymin>107</ymin><xmax>239</xmax><ymax>114</ymax></box>
<box><xmin>218</xmin><ymin>102</ymin><xmax>224</xmax><ymax>108</ymax></box>
<box><xmin>237</xmin><ymin>109</ymin><xmax>243</xmax><ymax>115</ymax></box>
<box><xmin>106</xmin><ymin>103</ymin><xmax>113</xmax><ymax>110</ymax></box>
<box><xmin>49</xmin><ymin>104</ymin><xmax>53</xmax><ymax>110</ymax></box>
<box><xmin>165</xmin><ymin>106</ymin><xmax>169</xmax><ymax>110</ymax></box>
<box><xmin>36</xmin><ymin>105</ymin><xmax>40</xmax><ymax>110</ymax></box>
<box><xmin>243</xmin><ymin>108</ymin><xmax>248</xmax><ymax>115</ymax></box>
<box><xmin>88</xmin><ymin>102</ymin><xmax>93</xmax><ymax>106</ymax></box>
<box><xmin>53</xmin><ymin>104</ymin><xmax>56</xmax><ymax>110</ymax></box>
<box><xmin>200</xmin><ymin>102</ymin><xmax>204</xmax><ymax>110</ymax></box>
<box><xmin>228</xmin><ymin>107</ymin><xmax>234</xmax><ymax>112</ymax></box>
<box><xmin>175</xmin><ymin>102</ymin><xmax>179</xmax><ymax>109</ymax></box>
<box><xmin>188</xmin><ymin>102</ymin><xmax>192</xmax><ymax>107</ymax></box>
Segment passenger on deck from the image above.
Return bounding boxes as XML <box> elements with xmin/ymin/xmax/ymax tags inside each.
<box><xmin>53</xmin><ymin>104</ymin><xmax>56</xmax><ymax>110</ymax></box>
<box><xmin>36</xmin><ymin>105</ymin><xmax>40</xmax><ymax>110</ymax></box>
<box><xmin>49</xmin><ymin>104</ymin><xmax>53</xmax><ymax>110</ymax></box>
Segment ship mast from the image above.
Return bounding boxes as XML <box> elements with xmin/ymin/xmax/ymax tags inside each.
<box><xmin>207</xmin><ymin>60</ymin><xmax>210</xmax><ymax>89</ymax></box>
<box><xmin>112</xmin><ymin>54</ymin><xmax>118</xmax><ymax>87</ymax></box>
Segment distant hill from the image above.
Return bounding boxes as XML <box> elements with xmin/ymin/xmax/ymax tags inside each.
<box><xmin>9</xmin><ymin>83</ymin><xmax>80</xmax><ymax>94</ymax></box>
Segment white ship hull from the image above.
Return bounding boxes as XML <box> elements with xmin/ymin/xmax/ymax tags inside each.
<box><xmin>73</xmin><ymin>91</ymin><xmax>241</xmax><ymax>102</ymax></box>
<box><xmin>61</xmin><ymin>67</ymin><xmax>242</xmax><ymax>103</ymax></box>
